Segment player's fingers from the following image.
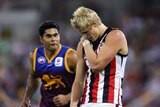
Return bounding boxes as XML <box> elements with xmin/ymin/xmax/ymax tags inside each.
<box><xmin>55</xmin><ymin>101</ymin><xmax>62</xmax><ymax>107</ymax></box>
<box><xmin>27</xmin><ymin>100</ymin><xmax>31</xmax><ymax>107</ymax></box>
<box><xmin>53</xmin><ymin>96</ymin><xmax>58</xmax><ymax>103</ymax></box>
<box><xmin>53</xmin><ymin>97</ymin><xmax>60</xmax><ymax>104</ymax></box>
<box><xmin>53</xmin><ymin>100</ymin><xmax>61</xmax><ymax>106</ymax></box>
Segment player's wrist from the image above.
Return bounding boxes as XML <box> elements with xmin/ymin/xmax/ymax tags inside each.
<box><xmin>82</xmin><ymin>40</ymin><xmax>90</xmax><ymax>47</ymax></box>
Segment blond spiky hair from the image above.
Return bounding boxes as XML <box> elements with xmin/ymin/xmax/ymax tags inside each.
<box><xmin>71</xmin><ymin>6</ymin><xmax>101</xmax><ymax>32</ymax></box>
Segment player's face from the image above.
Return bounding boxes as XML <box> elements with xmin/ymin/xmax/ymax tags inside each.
<box><xmin>81</xmin><ymin>25</ymin><xmax>99</xmax><ymax>42</ymax></box>
<box><xmin>40</xmin><ymin>28</ymin><xmax>60</xmax><ymax>52</ymax></box>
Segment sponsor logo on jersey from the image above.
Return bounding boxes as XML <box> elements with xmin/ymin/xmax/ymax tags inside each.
<box><xmin>55</xmin><ymin>57</ymin><xmax>63</xmax><ymax>67</ymax></box>
<box><xmin>37</xmin><ymin>56</ymin><xmax>46</xmax><ymax>64</ymax></box>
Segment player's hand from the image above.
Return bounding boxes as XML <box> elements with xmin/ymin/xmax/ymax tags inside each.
<box><xmin>20</xmin><ymin>99</ymin><xmax>31</xmax><ymax>107</ymax></box>
<box><xmin>80</xmin><ymin>36</ymin><xmax>87</xmax><ymax>44</ymax></box>
<box><xmin>53</xmin><ymin>94</ymin><xmax>70</xmax><ymax>106</ymax></box>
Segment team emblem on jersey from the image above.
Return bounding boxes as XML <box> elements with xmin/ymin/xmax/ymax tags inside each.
<box><xmin>55</xmin><ymin>57</ymin><xmax>63</xmax><ymax>67</ymax></box>
<box><xmin>42</xmin><ymin>75</ymin><xmax>66</xmax><ymax>90</ymax></box>
<box><xmin>37</xmin><ymin>56</ymin><xmax>46</xmax><ymax>64</ymax></box>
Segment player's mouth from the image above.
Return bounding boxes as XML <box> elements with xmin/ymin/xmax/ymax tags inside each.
<box><xmin>50</xmin><ymin>42</ymin><xmax>57</xmax><ymax>46</ymax></box>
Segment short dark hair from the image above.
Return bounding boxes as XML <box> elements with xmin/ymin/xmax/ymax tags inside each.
<box><xmin>39</xmin><ymin>20</ymin><xmax>60</xmax><ymax>37</ymax></box>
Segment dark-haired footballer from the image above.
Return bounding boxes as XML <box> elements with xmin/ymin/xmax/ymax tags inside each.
<box><xmin>21</xmin><ymin>20</ymin><xmax>77</xmax><ymax>107</ymax></box>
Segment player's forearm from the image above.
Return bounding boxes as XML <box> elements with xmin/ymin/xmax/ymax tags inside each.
<box><xmin>70</xmin><ymin>81</ymin><xmax>83</xmax><ymax>107</ymax></box>
<box><xmin>21</xmin><ymin>83</ymin><xmax>35</xmax><ymax>107</ymax></box>
<box><xmin>23</xmin><ymin>75</ymin><xmax>39</xmax><ymax>100</ymax></box>
<box><xmin>83</xmin><ymin>44</ymin><xmax>101</xmax><ymax>72</ymax></box>
<box><xmin>82</xmin><ymin>39</ymin><xmax>100</xmax><ymax>67</ymax></box>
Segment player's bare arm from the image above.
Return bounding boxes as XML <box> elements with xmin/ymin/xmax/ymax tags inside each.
<box><xmin>70</xmin><ymin>42</ymin><xmax>87</xmax><ymax>107</ymax></box>
<box><xmin>66</xmin><ymin>49</ymin><xmax>77</xmax><ymax>72</ymax></box>
<box><xmin>83</xmin><ymin>30</ymin><xmax>128</xmax><ymax>72</ymax></box>
<box><xmin>21</xmin><ymin>52</ymin><xmax>39</xmax><ymax>107</ymax></box>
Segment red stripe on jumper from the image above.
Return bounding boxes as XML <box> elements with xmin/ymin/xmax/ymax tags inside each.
<box><xmin>108</xmin><ymin>58</ymin><xmax>116</xmax><ymax>103</ymax></box>
<box><xmin>92</xmin><ymin>72</ymin><xmax>99</xmax><ymax>102</ymax></box>
<box><xmin>81</xmin><ymin>72</ymin><xmax>89</xmax><ymax>104</ymax></box>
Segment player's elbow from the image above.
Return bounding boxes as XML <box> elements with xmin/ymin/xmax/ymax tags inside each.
<box><xmin>90</xmin><ymin>64</ymin><xmax>104</xmax><ymax>73</ymax></box>
<box><xmin>89</xmin><ymin>59</ymin><xmax>105</xmax><ymax>73</ymax></box>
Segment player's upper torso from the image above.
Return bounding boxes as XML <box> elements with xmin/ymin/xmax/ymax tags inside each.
<box><xmin>32</xmin><ymin>44</ymin><xmax>75</xmax><ymax>106</ymax></box>
<box><xmin>81</xmin><ymin>27</ymin><xmax>128</xmax><ymax>106</ymax></box>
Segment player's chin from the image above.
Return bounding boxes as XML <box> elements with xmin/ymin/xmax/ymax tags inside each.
<box><xmin>49</xmin><ymin>45</ymin><xmax>58</xmax><ymax>51</ymax></box>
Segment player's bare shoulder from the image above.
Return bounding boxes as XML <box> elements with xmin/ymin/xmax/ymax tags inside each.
<box><xmin>114</xmin><ymin>30</ymin><xmax>128</xmax><ymax>54</ymax></box>
<box><xmin>28</xmin><ymin>52</ymin><xmax>34</xmax><ymax>70</ymax></box>
<box><xmin>66</xmin><ymin>48</ymin><xmax>77</xmax><ymax>71</ymax></box>
<box><xmin>67</xmin><ymin>49</ymin><xmax>77</xmax><ymax>60</ymax></box>
<box><xmin>76</xmin><ymin>41</ymin><xmax>83</xmax><ymax>56</ymax></box>
<box><xmin>107</xmin><ymin>29</ymin><xmax>125</xmax><ymax>41</ymax></box>
<box><xmin>105</xmin><ymin>29</ymin><xmax>128</xmax><ymax>55</ymax></box>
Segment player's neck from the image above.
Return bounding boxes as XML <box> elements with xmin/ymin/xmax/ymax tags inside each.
<box><xmin>98</xmin><ymin>24</ymin><xmax>107</xmax><ymax>38</ymax></box>
<box><xmin>45</xmin><ymin>48</ymin><xmax>59</xmax><ymax>59</ymax></box>
<box><xmin>46</xmin><ymin>51</ymin><xmax>55</xmax><ymax>59</ymax></box>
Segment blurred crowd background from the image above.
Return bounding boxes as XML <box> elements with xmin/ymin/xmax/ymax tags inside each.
<box><xmin>0</xmin><ymin>0</ymin><xmax>160</xmax><ymax>107</ymax></box>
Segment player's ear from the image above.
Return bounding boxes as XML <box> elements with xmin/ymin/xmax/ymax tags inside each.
<box><xmin>39</xmin><ymin>36</ymin><xmax>43</xmax><ymax>43</ymax></box>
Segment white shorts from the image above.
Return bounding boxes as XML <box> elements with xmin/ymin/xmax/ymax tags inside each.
<box><xmin>80</xmin><ymin>103</ymin><xmax>122</xmax><ymax>107</ymax></box>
